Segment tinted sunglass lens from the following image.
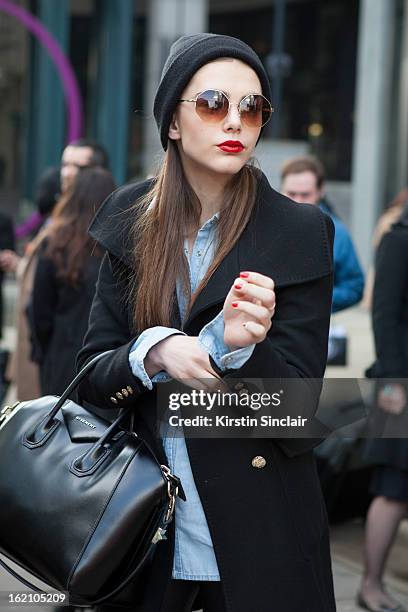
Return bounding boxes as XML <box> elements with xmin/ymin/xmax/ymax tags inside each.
<box><xmin>261</xmin><ymin>98</ymin><xmax>273</xmax><ymax>127</ymax></box>
<box><xmin>195</xmin><ymin>90</ymin><xmax>229</xmax><ymax>122</ymax></box>
<box><xmin>240</xmin><ymin>95</ymin><xmax>272</xmax><ymax>127</ymax></box>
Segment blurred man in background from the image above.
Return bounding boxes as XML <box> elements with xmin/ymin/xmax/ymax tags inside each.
<box><xmin>60</xmin><ymin>138</ymin><xmax>110</xmax><ymax>193</ymax></box>
<box><xmin>281</xmin><ymin>156</ymin><xmax>365</xmax><ymax>367</ymax></box>
<box><xmin>280</xmin><ymin>155</ymin><xmax>365</xmax><ymax>314</ymax></box>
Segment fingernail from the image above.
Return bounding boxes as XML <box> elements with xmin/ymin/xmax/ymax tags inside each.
<box><xmin>240</xmin><ymin>272</ymin><xmax>249</xmax><ymax>278</ymax></box>
<box><xmin>232</xmin><ymin>302</ymin><xmax>238</xmax><ymax>308</ymax></box>
<box><xmin>234</xmin><ymin>283</ymin><xmax>243</xmax><ymax>290</ymax></box>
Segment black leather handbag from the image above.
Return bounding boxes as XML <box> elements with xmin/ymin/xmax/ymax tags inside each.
<box><xmin>0</xmin><ymin>350</ymin><xmax>184</xmax><ymax>607</ymax></box>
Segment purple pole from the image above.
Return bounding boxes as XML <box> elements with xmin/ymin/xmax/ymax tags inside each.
<box><xmin>0</xmin><ymin>0</ymin><xmax>83</xmax><ymax>142</ymax></box>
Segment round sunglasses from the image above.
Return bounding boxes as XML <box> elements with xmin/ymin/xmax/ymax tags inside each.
<box><xmin>178</xmin><ymin>89</ymin><xmax>274</xmax><ymax>128</ymax></box>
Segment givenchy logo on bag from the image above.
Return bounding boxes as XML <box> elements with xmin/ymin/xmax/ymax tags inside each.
<box><xmin>75</xmin><ymin>416</ymin><xmax>96</xmax><ymax>429</ymax></box>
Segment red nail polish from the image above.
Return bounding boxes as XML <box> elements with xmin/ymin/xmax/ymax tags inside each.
<box><xmin>234</xmin><ymin>283</ymin><xmax>242</xmax><ymax>290</ymax></box>
<box><xmin>232</xmin><ymin>302</ymin><xmax>238</xmax><ymax>307</ymax></box>
<box><xmin>240</xmin><ymin>272</ymin><xmax>249</xmax><ymax>278</ymax></box>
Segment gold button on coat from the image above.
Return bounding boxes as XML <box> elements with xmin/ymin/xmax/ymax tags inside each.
<box><xmin>251</xmin><ymin>455</ymin><xmax>266</xmax><ymax>468</ymax></box>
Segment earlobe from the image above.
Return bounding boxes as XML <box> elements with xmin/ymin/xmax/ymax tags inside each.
<box><xmin>168</xmin><ymin>113</ymin><xmax>181</xmax><ymax>141</ymax></box>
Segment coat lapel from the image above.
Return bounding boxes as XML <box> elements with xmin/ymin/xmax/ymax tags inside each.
<box><xmin>182</xmin><ymin>239</ymin><xmax>240</xmax><ymax>330</ymax></box>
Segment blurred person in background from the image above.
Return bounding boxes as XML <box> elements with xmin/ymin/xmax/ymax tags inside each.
<box><xmin>362</xmin><ymin>188</ymin><xmax>408</xmax><ymax>312</ymax></box>
<box><xmin>0</xmin><ymin>166</ymin><xmax>60</xmax><ymax>275</ymax></box>
<box><xmin>33</xmin><ymin>166</ymin><xmax>62</xmax><ymax>228</ymax></box>
<box><xmin>1</xmin><ymin>166</ymin><xmax>62</xmax><ymax>400</ymax></box>
<box><xmin>60</xmin><ymin>138</ymin><xmax>110</xmax><ymax>193</ymax></box>
<box><xmin>0</xmin><ymin>140</ymin><xmax>110</xmax><ymax>401</ymax></box>
<box><xmin>0</xmin><ymin>211</ymin><xmax>15</xmax><ymax>402</ymax></box>
<box><xmin>0</xmin><ymin>139</ymin><xmax>110</xmax><ymax>275</ymax></box>
<box><xmin>0</xmin><ymin>210</ymin><xmax>15</xmax><ymax>338</ymax></box>
<box><xmin>28</xmin><ymin>167</ymin><xmax>116</xmax><ymax>395</ymax></box>
<box><xmin>280</xmin><ymin>155</ymin><xmax>364</xmax><ymax>313</ymax></box>
<box><xmin>14</xmin><ymin>166</ymin><xmax>61</xmax><ymax>242</ymax></box>
<box><xmin>357</xmin><ymin>204</ymin><xmax>408</xmax><ymax>612</ymax></box>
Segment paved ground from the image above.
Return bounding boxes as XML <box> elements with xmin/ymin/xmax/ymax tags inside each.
<box><xmin>331</xmin><ymin>520</ymin><xmax>408</xmax><ymax>611</ymax></box>
<box><xmin>1</xmin><ymin>555</ymin><xmax>407</xmax><ymax>611</ymax></box>
<box><xmin>0</xmin><ymin>282</ymin><xmax>407</xmax><ymax>611</ymax></box>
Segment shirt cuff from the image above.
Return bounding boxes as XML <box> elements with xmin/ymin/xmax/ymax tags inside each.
<box><xmin>198</xmin><ymin>310</ymin><xmax>255</xmax><ymax>371</ymax></box>
<box><xmin>128</xmin><ymin>326</ymin><xmax>186</xmax><ymax>390</ymax></box>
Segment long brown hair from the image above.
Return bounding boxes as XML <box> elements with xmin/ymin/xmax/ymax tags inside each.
<box><xmin>388</xmin><ymin>187</ymin><xmax>408</xmax><ymax>211</ymax></box>
<box><xmin>129</xmin><ymin>140</ymin><xmax>260</xmax><ymax>332</ymax></box>
<box><xmin>45</xmin><ymin>166</ymin><xmax>116</xmax><ymax>286</ymax></box>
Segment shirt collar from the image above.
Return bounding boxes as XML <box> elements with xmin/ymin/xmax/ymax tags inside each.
<box><xmin>199</xmin><ymin>211</ymin><xmax>220</xmax><ymax>230</ymax></box>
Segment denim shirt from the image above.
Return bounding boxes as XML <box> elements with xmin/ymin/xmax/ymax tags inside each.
<box><xmin>128</xmin><ymin>211</ymin><xmax>255</xmax><ymax>580</ymax></box>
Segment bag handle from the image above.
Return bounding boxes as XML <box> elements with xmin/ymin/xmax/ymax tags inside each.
<box><xmin>24</xmin><ymin>350</ymin><xmax>121</xmax><ymax>445</ymax></box>
<box><xmin>24</xmin><ymin>350</ymin><xmax>143</xmax><ymax>472</ymax></box>
<box><xmin>47</xmin><ymin>349</ymin><xmax>116</xmax><ymax>422</ymax></box>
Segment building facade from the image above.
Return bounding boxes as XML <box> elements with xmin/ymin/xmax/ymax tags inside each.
<box><xmin>0</xmin><ymin>0</ymin><xmax>406</xmax><ymax>267</ymax></box>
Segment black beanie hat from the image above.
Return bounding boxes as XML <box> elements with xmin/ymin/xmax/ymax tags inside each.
<box><xmin>153</xmin><ymin>33</ymin><xmax>272</xmax><ymax>151</ymax></box>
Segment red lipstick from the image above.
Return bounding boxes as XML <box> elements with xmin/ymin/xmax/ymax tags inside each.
<box><xmin>217</xmin><ymin>140</ymin><xmax>244</xmax><ymax>153</ymax></box>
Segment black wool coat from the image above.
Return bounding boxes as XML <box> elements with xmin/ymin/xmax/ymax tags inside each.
<box><xmin>76</xmin><ymin>172</ymin><xmax>336</xmax><ymax>612</ymax></box>
<box><xmin>28</xmin><ymin>241</ymin><xmax>103</xmax><ymax>395</ymax></box>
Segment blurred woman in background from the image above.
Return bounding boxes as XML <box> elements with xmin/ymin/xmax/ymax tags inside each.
<box><xmin>28</xmin><ymin>166</ymin><xmax>116</xmax><ymax>395</ymax></box>
<box><xmin>362</xmin><ymin>188</ymin><xmax>408</xmax><ymax>312</ymax></box>
<box><xmin>358</xmin><ymin>203</ymin><xmax>408</xmax><ymax>612</ymax></box>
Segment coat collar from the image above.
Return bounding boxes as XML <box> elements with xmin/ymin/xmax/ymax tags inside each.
<box><xmin>89</xmin><ymin>172</ymin><xmax>334</xmax><ymax>330</ymax></box>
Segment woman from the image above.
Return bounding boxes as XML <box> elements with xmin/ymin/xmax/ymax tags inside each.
<box><xmin>357</xmin><ymin>204</ymin><xmax>408</xmax><ymax>612</ymax></box>
<box><xmin>29</xmin><ymin>166</ymin><xmax>116</xmax><ymax>395</ymax></box>
<box><xmin>77</xmin><ymin>34</ymin><xmax>336</xmax><ymax>612</ymax></box>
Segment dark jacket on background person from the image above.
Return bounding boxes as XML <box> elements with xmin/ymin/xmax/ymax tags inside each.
<box><xmin>364</xmin><ymin>206</ymin><xmax>408</xmax><ymax>471</ymax></box>
<box><xmin>28</xmin><ymin>240</ymin><xmax>102</xmax><ymax>395</ymax></box>
<box><xmin>0</xmin><ymin>211</ymin><xmax>15</xmax><ymax>338</ymax></box>
<box><xmin>76</xmin><ymin>173</ymin><xmax>336</xmax><ymax>612</ymax></box>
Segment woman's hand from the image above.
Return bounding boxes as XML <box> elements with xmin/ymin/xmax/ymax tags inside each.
<box><xmin>145</xmin><ymin>335</ymin><xmax>221</xmax><ymax>391</ymax></box>
<box><xmin>223</xmin><ymin>271</ymin><xmax>276</xmax><ymax>349</ymax></box>
<box><xmin>377</xmin><ymin>383</ymin><xmax>406</xmax><ymax>415</ymax></box>
<box><xmin>0</xmin><ymin>250</ymin><xmax>21</xmax><ymax>274</ymax></box>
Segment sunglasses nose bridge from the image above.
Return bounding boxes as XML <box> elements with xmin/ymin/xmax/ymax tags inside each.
<box><xmin>223</xmin><ymin>99</ymin><xmax>243</xmax><ymax>128</ymax></box>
